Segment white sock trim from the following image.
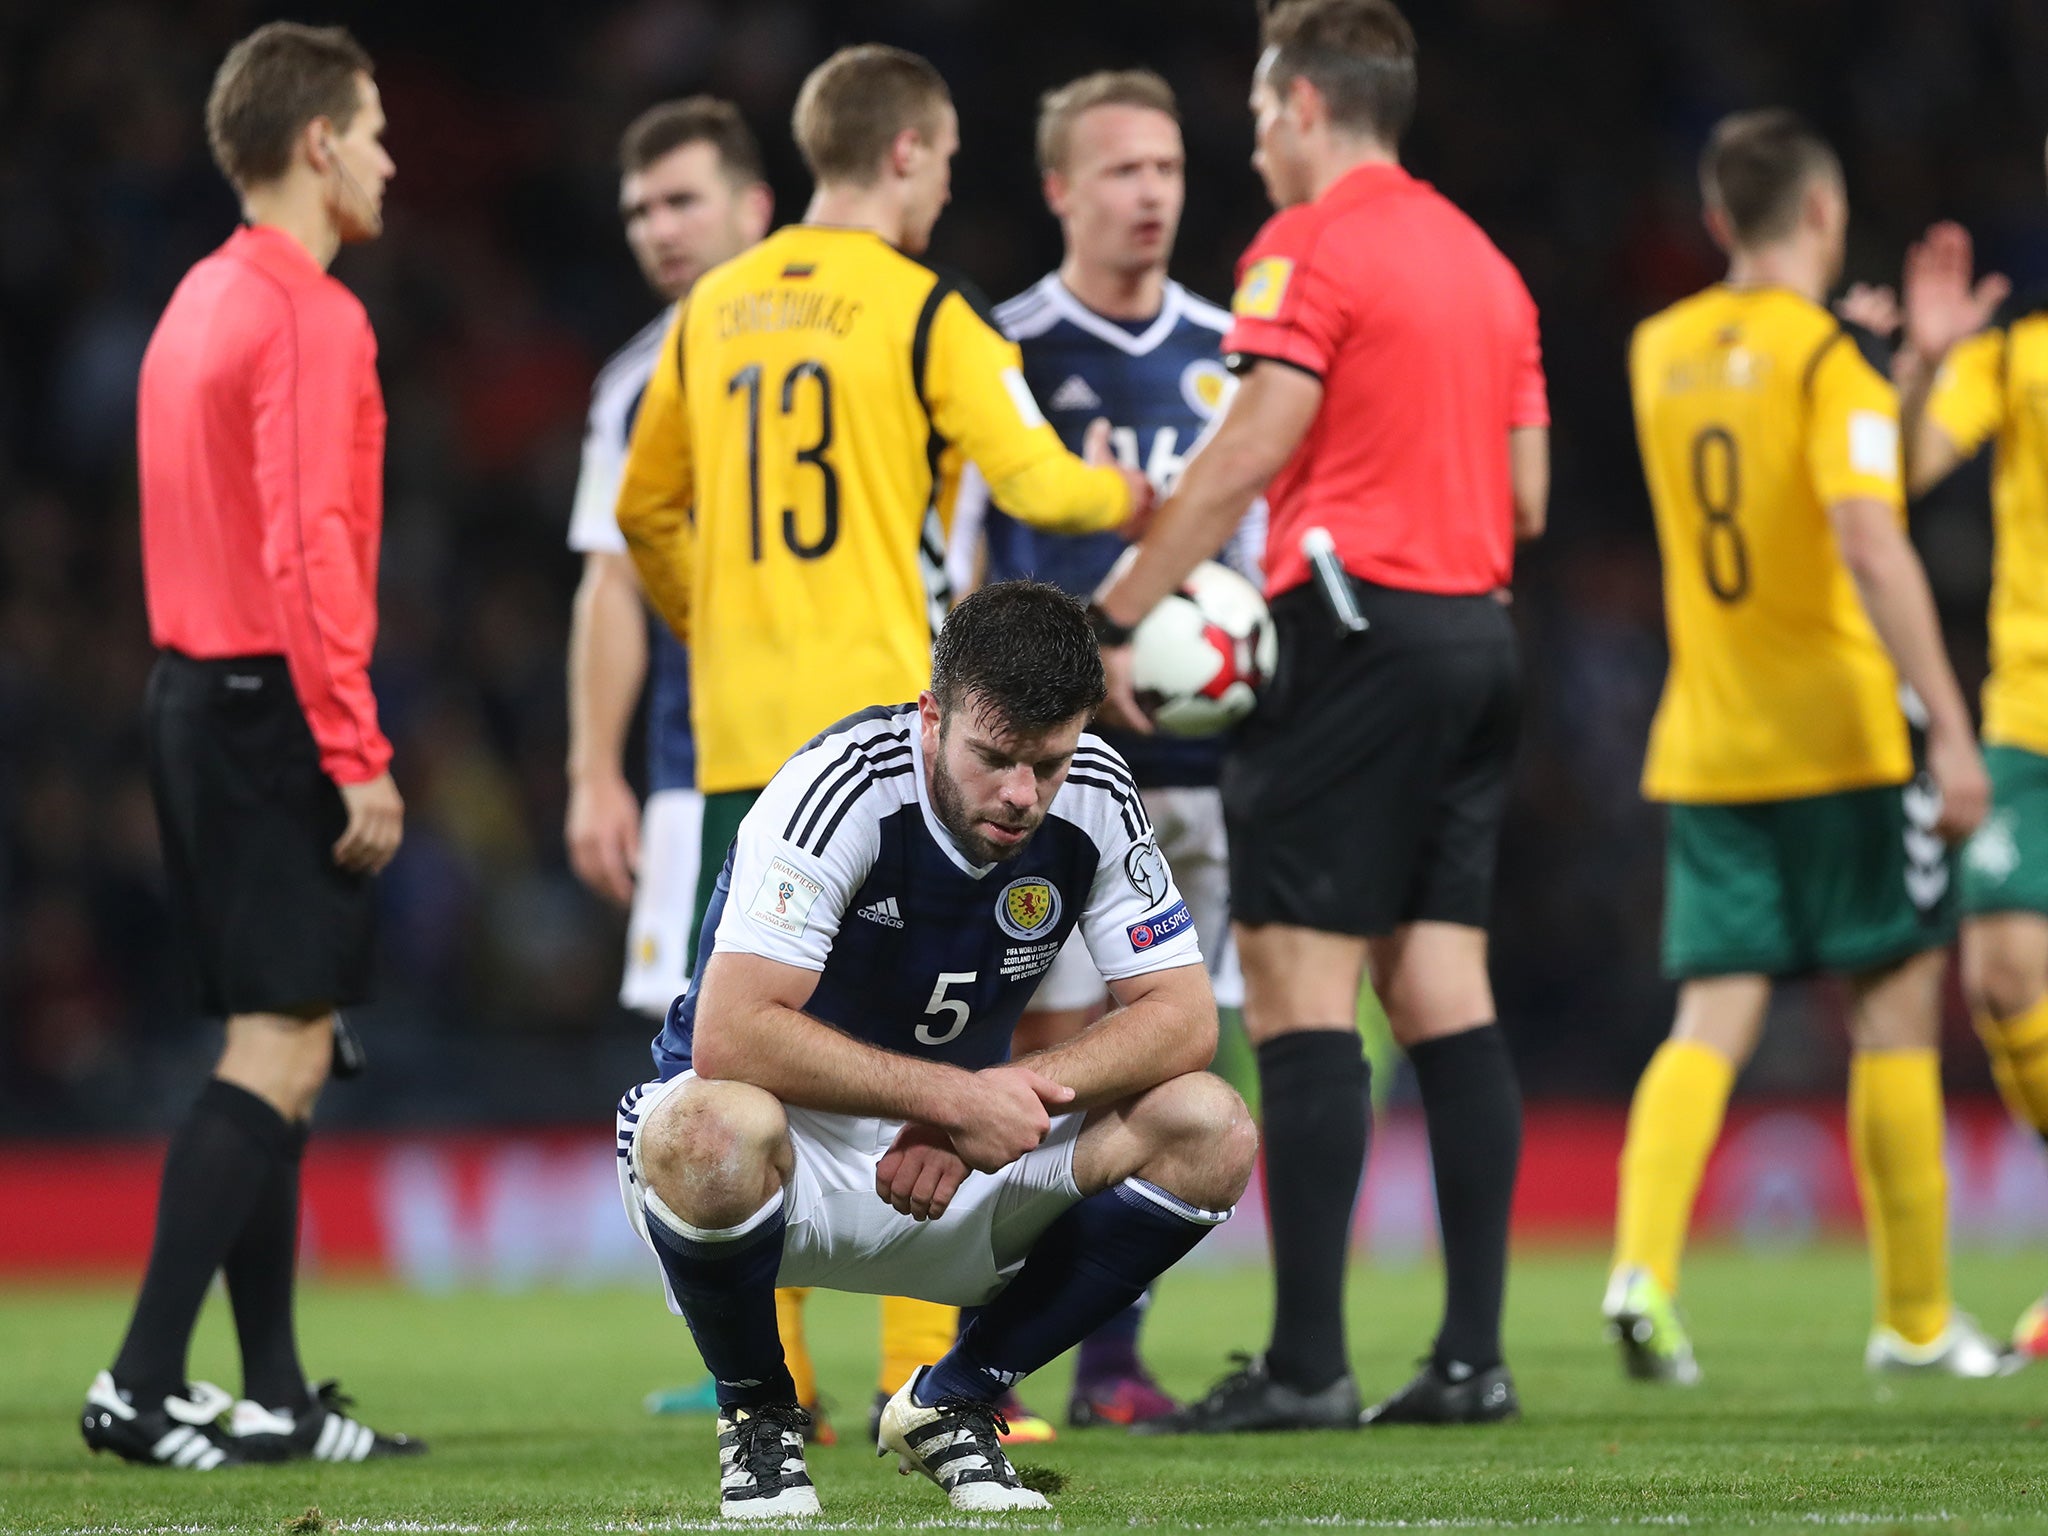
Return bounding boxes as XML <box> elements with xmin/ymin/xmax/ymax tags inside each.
<box><xmin>1120</xmin><ymin>1175</ymin><xmax>1232</xmax><ymax>1225</ymax></box>
<box><xmin>643</xmin><ymin>1185</ymin><xmax>785</xmax><ymax>1246</ymax></box>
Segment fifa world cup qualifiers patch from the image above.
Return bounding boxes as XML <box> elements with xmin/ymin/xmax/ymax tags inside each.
<box><xmin>995</xmin><ymin>876</ymin><xmax>1062</xmax><ymax>941</ymax></box>
<box><xmin>1127</xmin><ymin>898</ymin><xmax>1193</xmax><ymax>953</ymax></box>
<box><xmin>748</xmin><ymin>856</ymin><xmax>823</xmax><ymax>937</ymax></box>
<box><xmin>1233</xmin><ymin>257</ymin><xmax>1293</xmax><ymax>320</ymax></box>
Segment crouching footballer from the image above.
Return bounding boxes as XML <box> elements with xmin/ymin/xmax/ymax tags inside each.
<box><xmin>612</xmin><ymin>582</ymin><xmax>1257</xmax><ymax>1517</ymax></box>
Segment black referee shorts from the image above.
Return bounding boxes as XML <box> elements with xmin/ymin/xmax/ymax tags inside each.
<box><xmin>1222</xmin><ymin>579</ymin><xmax>1520</xmax><ymax>938</ymax></box>
<box><xmin>145</xmin><ymin>651</ymin><xmax>375</xmax><ymax>1017</ymax></box>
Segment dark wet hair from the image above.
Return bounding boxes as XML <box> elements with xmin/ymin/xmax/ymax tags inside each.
<box><xmin>931</xmin><ymin>581</ymin><xmax>1107</xmax><ymax>735</ymax></box>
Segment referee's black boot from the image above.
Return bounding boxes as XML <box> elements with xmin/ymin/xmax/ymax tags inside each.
<box><xmin>80</xmin><ymin>1372</ymin><xmax>253</xmax><ymax>1469</ymax></box>
<box><xmin>226</xmin><ymin>1379</ymin><xmax>427</xmax><ymax>1462</ymax></box>
<box><xmin>1360</xmin><ymin>1357</ymin><xmax>1519</xmax><ymax>1426</ymax></box>
<box><xmin>1129</xmin><ymin>1353</ymin><xmax>1359</xmax><ymax>1435</ymax></box>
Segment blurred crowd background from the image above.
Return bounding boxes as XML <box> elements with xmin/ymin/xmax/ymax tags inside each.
<box><xmin>5</xmin><ymin>0</ymin><xmax>2048</xmax><ymax>1134</ymax></box>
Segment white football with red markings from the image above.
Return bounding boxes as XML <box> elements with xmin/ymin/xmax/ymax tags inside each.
<box><xmin>1127</xmin><ymin>559</ymin><xmax>1278</xmax><ymax>738</ymax></box>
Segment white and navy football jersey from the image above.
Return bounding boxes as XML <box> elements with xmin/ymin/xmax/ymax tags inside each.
<box><xmin>946</xmin><ymin>276</ymin><xmax>1265</xmax><ymax>788</ymax></box>
<box><xmin>567</xmin><ymin>307</ymin><xmax>696</xmax><ymax>793</ymax></box>
<box><xmin>652</xmin><ymin>703</ymin><xmax>1202</xmax><ymax>1078</ymax></box>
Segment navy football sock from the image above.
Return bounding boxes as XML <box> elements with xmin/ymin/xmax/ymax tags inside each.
<box><xmin>918</xmin><ymin>1180</ymin><xmax>1226</xmax><ymax>1405</ymax></box>
<box><xmin>1074</xmin><ymin>1293</ymin><xmax>1148</xmax><ymax>1384</ymax></box>
<box><xmin>641</xmin><ymin>1190</ymin><xmax>796</xmax><ymax>1411</ymax></box>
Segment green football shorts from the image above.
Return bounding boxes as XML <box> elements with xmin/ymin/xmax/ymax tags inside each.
<box><xmin>1960</xmin><ymin>744</ymin><xmax>2048</xmax><ymax>919</ymax></box>
<box><xmin>1661</xmin><ymin>779</ymin><xmax>1955</xmax><ymax>979</ymax></box>
<box><xmin>685</xmin><ymin>786</ymin><xmax>764</xmax><ymax>975</ymax></box>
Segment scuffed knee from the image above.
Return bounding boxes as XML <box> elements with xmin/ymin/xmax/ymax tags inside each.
<box><xmin>638</xmin><ymin>1078</ymin><xmax>787</xmax><ymax>1217</ymax></box>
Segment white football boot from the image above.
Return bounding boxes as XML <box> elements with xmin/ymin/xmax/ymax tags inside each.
<box><xmin>875</xmin><ymin>1369</ymin><xmax>1049</xmax><ymax>1512</ymax></box>
<box><xmin>716</xmin><ymin>1402</ymin><xmax>822</xmax><ymax>1519</ymax></box>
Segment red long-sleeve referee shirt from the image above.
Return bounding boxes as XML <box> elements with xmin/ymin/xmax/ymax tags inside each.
<box><xmin>139</xmin><ymin>223</ymin><xmax>391</xmax><ymax>784</ymax></box>
<box><xmin>1224</xmin><ymin>162</ymin><xmax>1549</xmax><ymax>599</ymax></box>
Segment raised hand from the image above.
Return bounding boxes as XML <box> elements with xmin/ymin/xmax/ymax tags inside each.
<box><xmin>1902</xmin><ymin>222</ymin><xmax>2009</xmax><ymax>364</ymax></box>
<box><xmin>1835</xmin><ymin>282</ymin><xmax>1900</xmax><ymax>338</ymax></box>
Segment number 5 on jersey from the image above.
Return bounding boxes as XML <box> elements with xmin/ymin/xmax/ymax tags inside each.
<box><xmin>919</xmin><ymin>971</ymin><xmax>975</xmax><ymax>1046</ymax></box>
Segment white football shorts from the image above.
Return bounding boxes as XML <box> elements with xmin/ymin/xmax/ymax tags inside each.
<box><xmin>616</xmin><ymin>1071</ymin><xmax>1085</xmax><ymax>1309</ymax></box>
<box><xmin>1031</xmin><ymin>784</ymin><xmax>1242</xmax><ymax>1012</ymax></box>
<box><xmin>619</xmin><ymin>788</ymin><xmax>705</xmax><ymax>1017</ymax></box>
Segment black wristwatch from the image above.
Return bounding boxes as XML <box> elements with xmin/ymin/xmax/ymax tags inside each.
<box><xmin>1085</xmin><ymin>601</ymin><xmax>1136</xmax><ymax>648</ymax></box>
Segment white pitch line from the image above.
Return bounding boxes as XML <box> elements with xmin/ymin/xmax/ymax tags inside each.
<box><xmin>44</xmin><ymin>1510</ymin><xmax>2020</xmax><ymax>1536</ymax></box>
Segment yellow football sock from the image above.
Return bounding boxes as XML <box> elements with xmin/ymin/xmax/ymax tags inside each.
<box><xmin>774</xmin><ymin>1286</ymin><xmax>817</xmax><ymax>1406</ymax></box>
<box><xmin>1614</xmin><ymin>1039</ymin><xmax>1736</xmax><ymax>1296</ymax></box>
<box><xmin>1848</xmin><ymin>1049</ymin><xmax>1951</xmax><ymax>1348</ymax></box>
<box><xmin>1975</xmin><ymin>992</ymin><xmax>2048</xmax><ymax>1133</ymax></box>
<box><xmin>879</xmin><ymin>1294</ymin><xmax>960</xmax><ymax>1395</ymax></box>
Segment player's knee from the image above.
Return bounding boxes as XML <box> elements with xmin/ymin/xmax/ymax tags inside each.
<box><xmin>1965</xmin><ymin>941</ymin><xmax>2045</xmax><ymax>1024</ymax></box>
<box><xmin>218</xmin><ymin>1009</ymin><xmax>332</xmax><ymax>1120</ymax></box>
<box><xmin>1134</xmin><ymin>1071</ymin><xmax>1258</xmax><ymax>1200</ymax></box>
<box><xmin>639</xmin><ymin>1079</ymin><xmax>786</xmax><ymax>1201</ymax></box>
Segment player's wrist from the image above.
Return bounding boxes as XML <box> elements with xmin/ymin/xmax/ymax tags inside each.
<box><xmin>900</xmin><ymin>1061</ymin><xmax>974</xmax><ymax>1132</ymax></box>
<box><xmin>565</xmin><ymin>754</ymin><xmax>629</xmax><ymax>786</ymax></box>
<box><xmin>1892</xmin><ymin>339</ymin><xmax>1940</xmax><ymax>379</ymax></box>
<box><xmin>1085</xmin><ymin>600</ymin><xmax>1137</xmax><ymax>648</ymax></box>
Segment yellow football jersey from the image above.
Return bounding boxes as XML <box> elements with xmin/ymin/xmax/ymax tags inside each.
<box><xmin>1632</xmin><ymin>285</ymin><xmax>1911</xmax><ymax>803</ymax></box>
<box><xmin>1926</xmin><ymin>299</ymin><xmax>2048</xmax><ymax>757</ymax></box>
<box><xmin>617</xmin><ymin>226</ymin><xmax>1130</xmax><ymax>793</ymax></box>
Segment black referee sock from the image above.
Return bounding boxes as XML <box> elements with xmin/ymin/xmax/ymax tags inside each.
<box><xmin>1258</xmin><ymin>1031</ymin><xmax>1371</xmax><ymax>1393</ymax></box>
<box><xmin>224</xmin><ymin>1113</ymin><xmax>313</xmax><ymax>1413</ymax></box>
<box><xmin>110</xmin><ymin>1078</ymin><xmax>296</xmax><ymax>1405</ymax></box>
<box><xmin>1410</xmin><ymin>1023</ymin><xmax>1521</xmax><ymax>1374</ymax></box>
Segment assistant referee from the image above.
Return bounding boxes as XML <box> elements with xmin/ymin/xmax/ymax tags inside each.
<box><xmin>81</xmin><ymin>23</ymin><xmax>417</xmax><ymax>1468</ymax></box>
<box><xmin>1094</xmin><ymin>0</ymin><xmax>1549</xmax><ymax>1432</ymax></box>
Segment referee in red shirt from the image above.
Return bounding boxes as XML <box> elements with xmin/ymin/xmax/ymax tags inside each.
<box><xmin>1095</xmin><ymin>0</ymin><xmax>1549</xmax><ymax>1432</ymax></box>
<box><xmin>82</xmin><ymin>24</ymin><xmax>418</xmax><ymax>1468</ymax></box>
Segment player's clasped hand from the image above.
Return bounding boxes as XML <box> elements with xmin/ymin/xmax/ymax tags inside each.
<box><xmin>333</xmin><ymin>770</ymin><xmax>405</xmax><ymax>876</ymax></box>
<box><xmin>875</xmin><ymin>1122</ymin><xmax>969</xmax><ymax>1221</ymax></box>
<box><xmin>943</xmin><ymin>1064</ymin><xmax>1076</xmax><ymax>1173</ymax></box>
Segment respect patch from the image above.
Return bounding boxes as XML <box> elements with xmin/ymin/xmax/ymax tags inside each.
<box><xmin>1126</xmin><ymin>899</ymin><xmax>1193</xmax><ymax>953</ymax></box>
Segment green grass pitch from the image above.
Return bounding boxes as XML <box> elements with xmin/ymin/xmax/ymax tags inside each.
<box><xmin>5</xmin><ymin>1247</ymin><xmax>2045</xmax><ymax>1533</ymax></box>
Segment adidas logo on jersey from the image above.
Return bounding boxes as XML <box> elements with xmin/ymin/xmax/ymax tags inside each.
<box><xmin>1048</xmin><ymin>374</ymin><xmax>1102</xmax><ymax>412</ymax></box>
<box><xmin>857</xmin><ymin>896</ymin><xmax>905</xmax><ymax>929</ymax></box>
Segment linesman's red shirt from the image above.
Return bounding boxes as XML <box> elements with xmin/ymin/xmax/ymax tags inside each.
<box><xmin>1224</xmin><ymin>163</ymin><xmax>1548</xmax><ymax>598</ymax></box>
<box><xmin>139</xmin><ymin>224</ymin><xmax>390</xmax><ymax>783</ymax></box>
